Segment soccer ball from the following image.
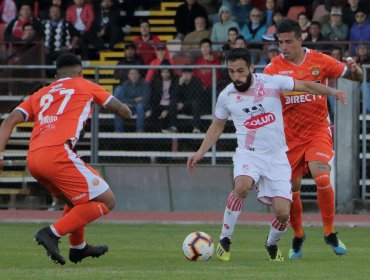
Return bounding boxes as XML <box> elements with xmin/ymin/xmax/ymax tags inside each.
<box><xmin>182</xmin><ymin>231</ymin><xmax>214</xmax><ymax>261</ymax></box>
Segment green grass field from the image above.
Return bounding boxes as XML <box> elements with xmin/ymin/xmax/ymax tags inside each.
<box><xmin>0</xmin><ymin>223</ymin><xmax>369</xmax><ymax>280</ymax></box>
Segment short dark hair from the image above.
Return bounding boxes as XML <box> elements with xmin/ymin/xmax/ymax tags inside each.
<box><xmin>276</xmin><ymin>19</ymin><xmax>302</xmax><ymax>38</ymax></box>
<box><xmin>199</xmin><ymin>38</ymin><xmax>212</xmax><ymax>46</ymax></box>
<box><xmin>22</xmin><ymin>23</ymin><xmax>34</xmax><ymax>31</ymax></box>
<box><xmin>139</xmin><ymin>18</ymin><xmax>150</xmax><ymax>26</ymax></box>
<box><xmin>226</xmin><ymin>48</ymin><xmax>252</xmax><ymax>66</ymax></box>
<box><xmin>228</xmin><ymin>27</ymin><xmax>238</xmax><ymax>34</ymax></box>
<box><xmin>310</xmin><ymin>21</ymin><xmax>321</xmax><ymax>28</ymax></box>
<box><xmin>56</xmin><ymin>53</ymin><xmax>82</xmax><ymax>69</ymax></box>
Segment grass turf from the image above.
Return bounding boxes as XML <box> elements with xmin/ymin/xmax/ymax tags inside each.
<box><xmin>0</xmin><ymin>223</ymin><xmax>369</xmax><ymax>280</ymax></box>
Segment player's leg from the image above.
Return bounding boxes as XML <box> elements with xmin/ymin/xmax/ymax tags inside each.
<box><xmin>266</xmin><ymin>197</ymin><xmax>291</xmax><ymax>261</ymax></box>
<box><xmin>217</xmin><ymin>175</ymin><xmax>254</xmax><ymax>261</ymax></box>
<box><xmin>308</xmin><ymin>160</ymin><xmax>347</xmax><ymax>255</ymax></box>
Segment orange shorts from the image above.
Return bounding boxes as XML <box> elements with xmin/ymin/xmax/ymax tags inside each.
<box><xmin>27</xmin><ymin>143</ymin><xmax>109</xmax><ymax>205</ymax></box>
<box><xmin>287</xmin><ymin>131</ymin><xmax>334</xmax><ymax>182</ymax></box>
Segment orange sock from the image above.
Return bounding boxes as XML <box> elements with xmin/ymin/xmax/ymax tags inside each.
<box><xmin>314</xmin><ymin>174</ymin><xmax>335</xmax><ymax>235</ymax></box>
<box><xmin>290</xmin><ymin>191</ymin><xmax>304</xmax><ymax>238</ymax></box>
<box><xmin>53</xmin><ymin>201</ymin><xmax>109</xmax><ymax>236</ymax></box>
<box><xmin>62</xmin><ymin>205</ymin><xmax>85</xmax><ymax>246</ymax></box>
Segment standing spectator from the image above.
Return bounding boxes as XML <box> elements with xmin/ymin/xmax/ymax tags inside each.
<box><xmin>113</xmin><ymin>69</ymin><xmax>151</xmax><ymax>132</ymax></box>
<box><xmin>297</xmin><ymin>12</ymin><xmax>310</xmax><ymax>40</ymax></box>
<box><xmin>303</xmin><ymin>21</ymin><xmax>329</xmax><ymax>51</ymax></box>
<box><xmin>355</xmin><ymin>43</ymin><xmax>370</xmax><ymax>111</ymax></box>
<box><xmin>182</xmin><ymin>16</ymin><xmax>210</xmax><ymax>51</ymax></box>
<box><xmin>145</xmin><ymin>42</ymin><xmax>173</xmax><ymax>84</ymax></box>
<box><xmin>321</xmin><ymin>7</ymin><xmax>349</xmax><ymax>42</ymax></box>
<box><xmin>264</xmin><ymin>0</ymin><xmax>275</xmax><ymax>28</ymax></box>
<box><xmin>231</xmin><ymin>0</ymin><xmax>254</xmax><ymax>29</ymax></box>
<box><xmin>133</xmin><ymin>19</ymin><xmax>161</xmax><ymax>65</ymax></box>
<box><xmin>0</xmin><ymin>0</ymin><xmax>17</xmax><ymax>24</ymax></box>
<box><xmin>113</xmin><ymin>42</ymin><xmax>144</xmax><ymax>84</ymax></box>
<box><xmin>4</xmin><ymin>4</ymin><xmax>41</xmax><ymax>41</ymax></box>
<box><xmin>42</xmin><ymin>5</ymin><xmax>79</xmax><ymax>65</ymax></box>
<box><xmin>349</xmin><ymin>9</ymin><xmax>370</xmax><ymax>55</ymax></box>
<box><xmin>194</xmin><ymin>38</ymin><xmax>221</xmax><ymax>113</ymax></box>
<box><xmin>241</xmin><ymin>8</ymin><xmax>267</xmax><ymax>44</ymax></box>
<box><xmin>66</xmin><ymin>0</ymin><xmax>95</xmax><ymax>59</ymax></box>
<box><xmin>164</xmin><ymin>68</ymin><xmax>205</xmax><ymax>133</ymax></box>
<box><xmin>342</xmin><ymin>0</ymin><xmax>369</xmax><ymax>27</ymax></box>
<box><xmin>174</xmin><ymin>0</ymin><xmax>209</xmax><ymax>40</ymax></box>
<box><xmin>211</xmin><ymin>5</ymin><xmax>239</xmax><ymax>51</ymax></box>
<box><xmin>90</xmin><ymin>0</ymin><xmax>122</xmax><ymax>51</ymax></box>
<box><xmin>148</xmin><ymin>60</ymin><xmax>179</xmax><ymax>132</ymax></box>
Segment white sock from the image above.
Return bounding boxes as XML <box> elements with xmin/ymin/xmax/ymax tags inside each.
<box><xmin>220</xmin><ymin>207</ymin><xmax>242</xmax><ymax>240</ymax></box>
<box><xmin>266</xmin><ymin>217</ymin><xmax>287</xmax><ymax>246</ymax></box>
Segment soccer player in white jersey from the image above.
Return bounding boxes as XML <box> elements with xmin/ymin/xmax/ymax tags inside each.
<box><xmin>187</xmin><ymin>48</ymin><xmax>347</xmax><ymax>261</ymax></box>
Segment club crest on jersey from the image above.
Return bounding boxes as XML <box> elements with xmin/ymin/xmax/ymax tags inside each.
<box><xmin>310</xmin><ymin>66</ymin><xmax>320</xmax><ymax>77</ymax></box>
<box><xmin>236</xmin><ymin>95</ymin><xmax>244</xmax><ymax>102</ymax></box>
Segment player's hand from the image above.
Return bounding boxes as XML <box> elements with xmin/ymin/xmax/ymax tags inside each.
<box><xmin>187</xmin><ymin>151</ymin><xmax>203</xmax><ymax>172</ymax></box>
<box><xmin>333</xmin><ymin>90</ymin><xmax>347</xmax><ymax>105</ymax></box>
<box><xmin>344</xmin><ymin>57</ymin><xmax>359</xmax><ymax>73</ymax></box>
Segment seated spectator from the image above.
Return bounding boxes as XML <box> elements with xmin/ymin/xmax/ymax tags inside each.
<box><xmin>330</xmin><ymin>46</ymin><xmax>343</xmax><ymax>61</ymax></box>
<box><xmin>297</xmin><ymin>12</ymin><xmax>310</xmax><ymax>40</ymax></box>
<box><xmin>303</xmin><ymin>21</ymin><xmax>330</xmax><ymax>51</ymax></box>
<box><xmin>133</xmin><ymin>19</ymin><xmax>161</xmax><ymax>65</ymax></box>
<box><xmin>39</xmin><ymin>0</ymin><xmax>67</xmax><ymax>20</ymax></box>
<box><xmin>342</xmin><ymin>0</ymin><xmax>369</xmax><ymax>27</ymax></box>
<box><xmin>114</xmin><ymin>42</ymin><xmax>144</xmax><ymax>84</ymax></box>
<box><xmin>145</xmin><ymin>42</ymin><xmax>173</xmax><ymax>84</ymax></box>
<box><xmin>148</xmin><ymin>60</ymin><xmax>180</xmax><ymax>132</ymax></box>
<box><xmin>255</xmin><ymin>44</ymin><xmax>280</xmax><ymax>72</ymax></box>
<box><xmin>90</xmin><ymin>0</ymin><xmax>122</xmax><ymax>51</ymax></box>
<box><xmin>241</xmin><ymin>8</ymin><xmax>267</xmax><ymax>44</ymax></box>
<box><xmin>234</xmin><ymin>35</ymin><xmax>247</xmax><ymax>48</ymax></box>
<box><xmin>266</xmin><ymin>10</ymin><xmax>284</xmax><ymax>36</ymax></box>
<box><xmin>354</xmin><ymin>43</ymin><xmax>370</xmax><ymax>111</ymax></box>
<box><xmin>182</xmin><ymin>16</ymin><xmax>210</xmax><ymax>51</ymax></box>
<box><xmin>231</xmin><ymin>0</ymin><xmax>254</xmax><ymax>29</ymax></box>
<box><xmin>193</xmin><ymin>38</ymin><xmax>221</xmax><ymax>112</ymax></box>
<box><xmin>211</xmin><ymin>5</ymin><xmax>239</xmax><ymax>51</ymax></box>
<box><xmin>222</xmin><ymin>26</ymin><xmax>239</xmax><ymax>52</ymax></box>
<box><xmin>264</xmin><ymin>0</ymin><xmax>275</xmax><ymax>28</ymax></box>
<box><xmin>163</xmin><ymin>68</ymin><xmax>205</xmax><ymax>133</ymax></box>
<box><xmin>321</xmin><ymin>7</ymin><xmax>349</xmax><ymax>42</ymax></box>
<box><xmin>0</xmin><ymin>0</ymin><xmax>17</xmax><ymax>24</ymax></box>
<box><xmin>66</xmin><ymin>0</ymin><xmax>95</xmax><ymax>59</ymax></box>
<box><xmin>349</xmin><ymin>9</ymin><xmax>370</xmax><ymax>55</ymax></box>
<box><xmin>113</xmin><ymin>68</ymin><xmax>151</xmax><ymax>132</ymax></box>
<box><xmin>4</xmin><ymin>4</ymin><xmax>41</xmax><ymax>42</ymax></box>
<box><xmin>174</xmin><ymin>0</ymin><xmax>209</xmax><ymax>40</ymax></box>
<box><xmin>42</xmin><ymin>5</ymin><xmax>79</xmax><ymax>65</ymax></box>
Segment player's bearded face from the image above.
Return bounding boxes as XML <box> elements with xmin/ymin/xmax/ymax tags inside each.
<box><xmin>233</xmin><ymin>72</ymin><xmax>252</xmax><ymax>92</ymax></box>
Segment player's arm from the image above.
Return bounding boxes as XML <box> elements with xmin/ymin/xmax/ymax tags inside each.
<box><xmin>342</xmin><ymin>58</ymin><xmax>363</xmax><ymax>82</ymax></box>
<box><xmin>0</xmin><ymin>110</ymin><xmax>26</xmax><ymax>173</ymax></box>
<box><xmin>187</xmin><ymin>118</ymin><xmax>227</xmax><ymax>172</ymax></box>
<box><xmin>105</xmin><ymin>96</ymin><xmax>132</xmax><ymax>120</ymax></box>
<box><xmin>294</xmin><ymin>80</ymin><xmax>347</xmax><ymax>104</ymax></box>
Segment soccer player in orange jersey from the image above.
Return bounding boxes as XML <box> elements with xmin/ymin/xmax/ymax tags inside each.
<box><xmin>264</xmin><ymin>19</ymin><xmax>363</xmax><ymax>259</ymax></box>
<box><xmin>0</xmin><ymin>54</ymin><xmax>132</xmax><ymax>265</ymax></box>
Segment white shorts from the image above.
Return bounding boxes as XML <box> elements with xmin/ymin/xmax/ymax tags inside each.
<box><xmin>233</xmin><ymin>151</ymin><xmax>292</xmax><ymax>206</ymax></box>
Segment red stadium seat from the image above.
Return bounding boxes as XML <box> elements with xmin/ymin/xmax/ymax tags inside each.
<box><xmin>287</xmin><ymin>6</ymin><xmax>306</xmax><ymax>20</ymax></box>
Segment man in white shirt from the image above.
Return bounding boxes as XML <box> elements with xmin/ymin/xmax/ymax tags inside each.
<box><xmin>187</xmin><ymin>48</ymin><xmax>347</xmax><ymax>261</ymax></box>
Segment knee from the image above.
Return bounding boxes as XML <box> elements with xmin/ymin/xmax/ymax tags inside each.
<box><xmin>233</xmin><ymin>184</ymin><xmax>249</xmax><ymax>199</ymax></box>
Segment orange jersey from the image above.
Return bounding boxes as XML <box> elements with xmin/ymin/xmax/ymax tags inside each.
<box><xmin>264</xmin><ymin>48</ymin><xmax>347</xmax><ymax>141</ymax></box>
<box><xmin>16</xmin><ymin>77</ymin><xmax>112</xmax><ymax>151</ymax></box>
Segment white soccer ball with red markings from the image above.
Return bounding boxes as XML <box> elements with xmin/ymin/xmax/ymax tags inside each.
<box><xmin>182</xmin><ymin>231</ymin><xmax>214</xmax><ymax>261</ymax></box>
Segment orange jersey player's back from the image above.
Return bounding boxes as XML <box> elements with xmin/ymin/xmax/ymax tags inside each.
<box><xmin>16</xmin><ymin>77</ymin><xmax>112</xmax><ymax>151</ymax></box>
<box><xmin>264</xmin><ymin>48</ymin><xmax>347</xmax><ymax>141</ymax></box>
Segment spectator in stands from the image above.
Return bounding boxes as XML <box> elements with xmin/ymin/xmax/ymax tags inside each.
<box><xmin>114</xmin><ymin>42</ymin><xmax>144</xmax><ymax>84</ymax></box>
<box><xmin>303</xmin><ymin>21</ymin><xmax>330</xmax><ymax>51</ymax></box>
<box><xmin>39</xmin><ymin>0</ymin><xmax>67</xmax><ymax>20</ymax></box>
<box><xmin>255</xmin><ymin>44</ymin><xmax>280</xmax><ymax>72</ymax></box>
<box><xmin>234</xmin><ymin>35</ymin><xmax>247</xmax><ymax>48</ymax></box>
<box><xmin>0</xmin><ymin>0</ymin><xmax>17</xmax><ymax>24</ymax></box>
<box><xmin>222</xmin><ymin>27</ymin><xmax>239</xmax><ymax>52</ymax></box>
<box><xmin>182</xmin><ymin>16</ymin><xmax>210</xmax><ymax>51</ymax></box>
<box><xmin>264</xmin><ymin>0</ymin><xmax>275</xmax><ymax>28</ymax></box>
<box><xmin>174</xmin><ymin>0</ymin><xmax>209</xmax><ymax>40</ymax></box>
<box><xmin>231</xmin><ymin>0</ymin><xmax>254</xmax><ymax>29</ymax></box>
<box><xmin>265</xmin><ymin>9</ymin><xmax>284</xmax><ymax>38</ymax></box>
<box><xmin>342</xmin><ymin>0</ymin><xmax>369</xmax><ymax>27</ymax></box>
<box><xmin>211</xmin><ymin>5</ymin><xmax>239</xmax><ymax>51</ymax></box>
<box><xmin>89</xmin><ymin>0</ymin><xmax>122</xmax><ymax>51</ymax></box>
<box><xmin>133</xmin><ymin>19</ymin><xmax>161</xmax><ymax>65</ymax></box>
<box><xmin>4</xmin><ymin>4</ymin><xmax>41</xmax><ymax>41</ymax></box>
<box><xmin>354</xmin><ymin>43</ymin><xmax>370</xmax><ymax>111</ymax></box>
<box><xmin>330</xmin><ymin>46</ymin><xmax>343</xmax><ymax>61</ymax></box>
<box><xmin>349</xmin><ymin>9</ymin><xmax>370</xmax><ymax>55</ymax></box>
<box><xmin>164</xmin><ymin>68</ymin><xmax>205</xmax><ymax>133</ymax></box>
<box><xmin>321</xmin><ymin>7</ymin><xmax>349</xmax><ymax>42</ymax></box>
<box><xmin>113</xmin><ymin>68</ymin><xmax>151</xmax><ymax>132</ymax></box>
<box><xmin>66</xmin><ymin>0</ymin><xmax>95</xmax><ymax>59</ymax></box>
<box><xmin>240</xmin><ymin>8</ymin><xmax>267</xmax><ymax>44</ymax></box>
<box><xmin>42</xmin><ymin>5</ymin><xmax>79</xmax><ymax>65</ymax></box>
<box><xmin>145</xmin><ymin>42</ymin><xmax>173</xmax><ymax>84</ymax></box>
<box><xmin>194</xmin><ymin>38</ymin><xmax>221</xmax><ymax>113</ymax></box>
<box><xmin>148</xmin><ymin>59</ymin><xmax>180</xmax><ymax>132</ymax></box>
<box><xmin>297</xmin><ymin>12</ymin><xmax>310</xmax><ymax>40</ymax></box>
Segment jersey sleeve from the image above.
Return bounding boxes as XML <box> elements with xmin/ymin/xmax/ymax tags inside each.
<box><xmin>322</xmin><ymin>53</ymin><xmax>347</xmax><ymax>78</ymax></box>
<box><xmin>15</xmin><ymin>97</ymin><xmax>35</xmax><ymax>122</ymax></box>
<box><xmin>269</xmin><ymin>75</ymin><xmax>295</xmax><ymax>92</ymax></box>
<box><xmin>90</xmin><ymin>82</ymin><xmax>113</xmax><ymax>108</ymax></box>
<box><xmin>214</xmin><ymin>92</ymin><xmax>230</xmax><ymax>120</ymax></box>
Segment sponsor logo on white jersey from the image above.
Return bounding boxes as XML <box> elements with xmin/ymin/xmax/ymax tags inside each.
<box><xmin>244</xmin><ymin>113</ymin><xmax>276</xmax><ymax>129</ymax></box>
<box><xmin>285</xmin><ymin>94</ymin><xmax>323</xmax><ymax>104</ymax></box>
<box><xmin>40</xmin><ymin>115</ymin><xmax>58</xmax><ymax>125</ymax></box>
